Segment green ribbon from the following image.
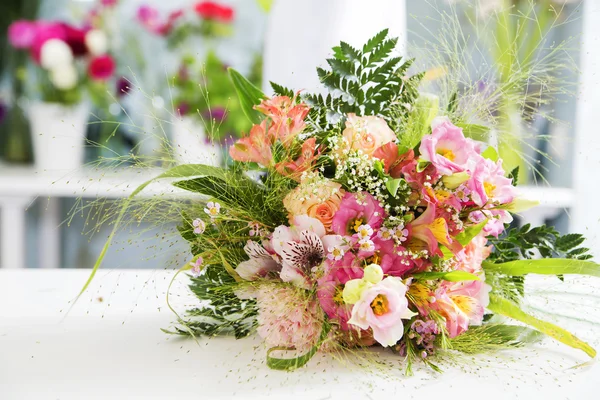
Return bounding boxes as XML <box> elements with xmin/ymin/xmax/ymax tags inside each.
<box><xmin>266</xmin><ymin>323</ymin><xmax>331</xmax><ymax>371</ymax></box>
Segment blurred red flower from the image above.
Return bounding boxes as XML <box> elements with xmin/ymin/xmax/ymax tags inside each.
<box><xmin>89</xmin><ymin>54</ymin><xmax>116</xmax><ymax>81</ymax></box>
<box><xmin>194</xmin><ymin>2</ymin><xmax>234</xmax><ymax>23</ymax></box>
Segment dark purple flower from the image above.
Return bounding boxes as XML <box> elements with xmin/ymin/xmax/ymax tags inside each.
<box><xmin>116</xmin><ymin>77</ymin><xmax>132</xmax><ymax>97</ymax></box>
<box><xmin>176</xmin><ymin>102</ymin><xmax>190</xmax><ymax>116</ymax></box>
<box><xmin>202</xmin><ymin>106</ymin><xmax>227</xmax><ymax>122</ymax></box>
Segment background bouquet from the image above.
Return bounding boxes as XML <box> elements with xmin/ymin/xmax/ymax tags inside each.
<box><xmin>8</xmin><ymin>16</ymin><xmax>116</xmax><ymax>105</ymax></box>
<box><xmin>86</xmin><ymin>30</ymin><xmax>598</xmax><ymax>373</ymax></box>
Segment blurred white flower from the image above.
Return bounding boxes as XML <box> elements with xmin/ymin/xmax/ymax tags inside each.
<box><xmin>49</xmin><ymin>64</ymin><xmax>78</xmax><ymax>90</ymax></box>
<box><xmin>85</xmin><ymin>30</ymin><xmax>108</xmax><ymax>56</ymax></box>
<box><xmin>40</xmin><ymin>39</ymin><xmax>74</xmax><ymax>70</ymax></box>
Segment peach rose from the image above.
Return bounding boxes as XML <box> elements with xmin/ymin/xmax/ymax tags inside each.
<box><xmin>342</xmin><ymin>114</ymin><xmax>396</xmax><ymax>156</ymax></box>
<box><xmin>283</xmin><ymin>175</ymin><xmax>345</xmax><ymax>232</ymax></box>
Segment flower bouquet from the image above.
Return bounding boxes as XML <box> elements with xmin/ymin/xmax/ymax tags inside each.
<box><xmin>85</xmin><ymin>30</ymin><xmax>599</xmax><ymax>373</ymax></box>
<box><xmin>7</xmin><ymin>13</ymin><xmax>118</xmax><ymax>170</ymax></box>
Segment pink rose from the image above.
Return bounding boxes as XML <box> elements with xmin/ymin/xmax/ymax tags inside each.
<box><xmin>419</xmin><ymin>117</ymin><xmax>479</xmax><ymax>175</ymax></box>
<box><xmin>342</xmin><ymin>114</ymin><xmax>396</xmax><ymax>156</ymax></box>
<box><xmin>283</xmin><ymin>175</ymin><xmax>344</xmax><ymax>232</ymax></box>
<box><xmin>348</xmin><ymin>277</ymin><xmax>416</xmax><ymax>347</ymax></box>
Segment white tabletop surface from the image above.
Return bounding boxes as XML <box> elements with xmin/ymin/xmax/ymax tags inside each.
<box><xmin>1</xmin><ymin>269</ymin><xmax>599</xmax><ymax>400</ymax></box>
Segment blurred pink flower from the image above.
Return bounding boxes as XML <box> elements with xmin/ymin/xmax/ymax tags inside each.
<box><xmin>88</xmin><ymin>55</ymin><xmax>116</xmax><ymax>80</ymax></box>
<box><xmin>8</xmin><ymin>20</ymin><xmax>38</xmax><ymax>49</ymax></box>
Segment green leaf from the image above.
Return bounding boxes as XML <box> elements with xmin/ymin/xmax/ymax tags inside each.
<box><xmin>400</xmin><ymin>94</ymin><xmax>439</xmax><ymax>151</ymax></box>
<box><xmin>482</xmin><ymin>258</ymin><xmax>600</xmax><ymax>278</ymax></box>
<box><xmin>481</xmin><ymin>146</ymin><xmax>499</xmax><ymax>162</ymax></box>
<box><xmin>228</xmin><ymin>68</ymin><xmax>265</xmax><ymax>124</ymax></box>
<box><xmin>270</xmin><ymin>81</ymin><xmax>295</xmax><ymax>98</ymax></box>
<box><xmin>457</xmin><ymin>123</ymin><xmax>490</xmax><ymax>142</ymax></box>
<box><xmin>507</xmin><ymin>166</ymin><xmax>519</xmax><ymax>186</ymax></box>
<box><xmin>488</xmin><ymin>294</ymin><xmax>596</xmax><ymax>358</ymax></box>
<box><xmin>362</xmin><ymin>29</ymin><xmax>389</xmax><ymax>53</ymax></box>
<box><xmin>412</xmin><ymin>270</ymin><xmax>480</xmax><ymax>282</ymax></box>
<box><xmin>267</xmin><ymin>323</ymin><xmax>331</xmax><ymax>370</ymax></box>
<box><xmin>386</xmin><ymin>178</ymin><xmax>403</xmax><ymax>197</ymax></box>
<box><xmin>456</xmin><ymin>220</ymin><xmax>488</xmax><ymax>246</ymax></box>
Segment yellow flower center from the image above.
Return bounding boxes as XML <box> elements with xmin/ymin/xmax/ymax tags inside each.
<box><xmin>437</xmin><ymin>148</ymin><xmax>456</xmax><ymax>161</ymax></box>
<box><xmin>367</xmin><ymin>251</ymin><xmax>381</xmax><ymax>265</ymax></box>
<box><xmin>484</xmin><ymin>182</ymin><xmax>496</xmax><ymax>197</ymax></box>
<box><xmin>370</xmin><ymin>294</ymin><xmax>389</xmax><ymax>316</ymax></box>
<box><xmin>333</xmin><ymin>284</ymin><xmax>345</xmax><ymax>305</ymax></box>
<box><xmin>332</xmin><ymin>248</ymin><xmax>342</xmax><ymax>257</ymax></box>
<box><xmin>353</xmin><ymin>219</ymin><xmax>364</xmax><ymax>233</ymax></box>
<box><xmin>209</xmin><ymin>207</ymin><xmax>218</xmax><ymax>215</ymax></box>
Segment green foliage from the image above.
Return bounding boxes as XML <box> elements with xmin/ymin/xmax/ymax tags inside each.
<box><xmin>173</xmin><ymin>52</ymin><xmax>260</xmax><ymax>139</ymax></box>
<box><xmin>485</xmin><ymin>223</ymin><xmax>593</xmax><ymax>304</ymax></box>
<box><xmin>172</xmin><ymin>265</ymin><xmax>258</xmax><ymax>338</ymax></box>
<box><xmin>303</xmin><ymin>29</ymin><xmax>423</xmax><ymax>131</ymax></box>
<box><xmin>507</xmin><ymin>166</ymin><xmax>519</xmax><ymax>186</ymax></box>
<box><xmin>173</xmin><ymin>166</ymin><xmax>290</xmax><ymax>228</ymax></box>
<box><xmin>487</xmin><ymin>224</ymin><xmax>593</xmax><ymax>263</ymax></box>
<box><xmin>399</xmin><ymin>94</ymin><xmax>439</xmax><ymax>152</ymax></box>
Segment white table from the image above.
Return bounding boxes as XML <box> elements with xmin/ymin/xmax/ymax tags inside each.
<box><xmin>1</xmin><ymin>269</ymin><xmax>599</xmax><ymax>399</ymax></box>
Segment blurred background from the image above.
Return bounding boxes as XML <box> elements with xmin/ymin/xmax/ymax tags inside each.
<box><xmin>0</xmin><ymin>0</ymin><xmax>597</xmax><ymax>270</ymax></box>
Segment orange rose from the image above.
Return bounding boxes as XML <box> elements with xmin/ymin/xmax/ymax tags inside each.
<box><xmin>283</xmin><ymin>175</ymin><xmax>345</xmax><ymax>232</ymax></box>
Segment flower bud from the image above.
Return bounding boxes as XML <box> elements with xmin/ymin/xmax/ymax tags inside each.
<box><xmin>441</xmin><ymin>171</ymin><xmax>470</xmax><ymax>189</ymax></box>
<box><xmin>363</xmin><ymin>263</ymin><xmax>384</xmax><ymax>284</ymax></box>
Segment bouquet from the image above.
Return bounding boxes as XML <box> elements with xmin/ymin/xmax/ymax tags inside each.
<box><xmin>85</xmin><ymin>30</ymin><xmax>598</xmax><ymax>373</ymax></box>
<box><xmin>7</xmin><ymin>13</ymin><xmax>117</xmax><ymax>105</ymax></box>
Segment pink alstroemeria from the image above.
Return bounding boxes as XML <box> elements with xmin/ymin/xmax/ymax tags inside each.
<box><xmin>468</xmin><ymin>157</ymin><xmax>516</xmax><ymax>207</ymax></box>
<box><xmin>235</xmin><ymin>240</ymin><xmax>281</xmax><ymax>281</ymax></box>
<box><xmin>432</xmin><ymin>277</ymin><xmax>491</xmax><ymax>338</ymax></box>
<box><xmin>419</xmin><ymin>117</ymin><xmax>479</xmax><ymax>175</ymax></box>
<box><xmin>229</xmin><ymin>121</ymin><xmax>273</xmax><ymax>166</ymax></box>
<box><xmin>331</xmin><ymin>192</ymin><xmax>385</xmax><ymax>237</ymax></box>
<box><xmin>407</xmin><ymin>203</ymin><xmax>462</xmax><ymax>257</ymax></box>
<box><xmin>348</xmin><ymin>277</ymin><xmax>416</xmax><ymax>347</ymax></box>
<box><xmin>373</xmin><ymin>143</ymin><xmax>414</xmax><ymax>178</ymax></box>
<box><xmin>271</xmin><ymin>215</ymin><xmax>344</xmax><ymax>288</ymax></box>
<box><xmin>255</xmin><ymin>95</ymin><xmax>309</xmax><ymax>147</ymax></box>
<box><xmin>275</xmin><ymin>137</ymin><xmax>319</xmax><ymax>181</ymax></box>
